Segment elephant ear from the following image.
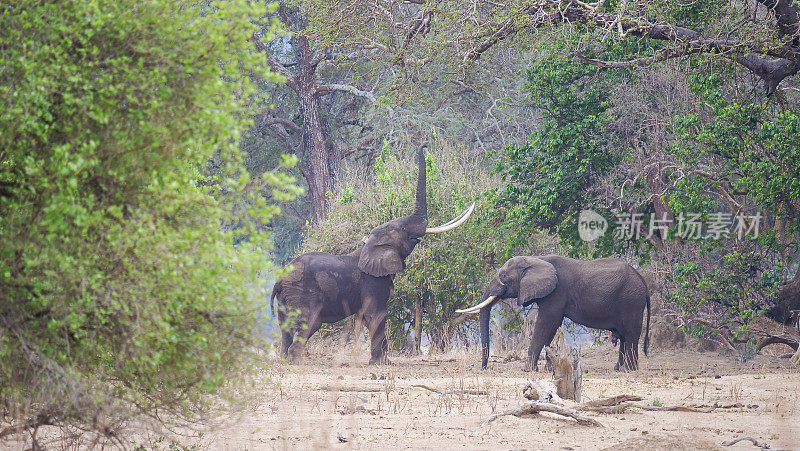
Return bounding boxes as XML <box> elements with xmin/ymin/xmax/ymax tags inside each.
<box><xmin>358</xmin><ymin>227</ymin><xmax>404</xmax><ymax>277</ymax></box>
<box><xmin>518</xmin><ymin>257</ymin><xmax>558</xmax><ymax>304</ymax></box>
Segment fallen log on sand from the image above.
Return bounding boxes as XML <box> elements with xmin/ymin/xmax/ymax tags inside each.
<box><xmin>756</xmin><ymin>334</ymin><xmax>799</xmax><ymax>353</ymax></box>
<box><xmin>482</xmin><ymin>400</ymin><xmax>603</xmax><ymax>427</ymax></box>
<box><xmin>722</xmin><ymin>436</ymin><xmax>771</xmax><ymax>449</ymax></box>
<box><xmin>411</xmin><ymin>384</ymin><xmax>487</xmax><ymax>396</ymax></box>
<box><xmin>478</xmin><ymin>383</ymin><xmax>760</xmax><ymax>427</ymax></box>
<box><xmin>756</xmin><ymin>332</ymin><xmax>799</xmax><ymax>367</ymax></box>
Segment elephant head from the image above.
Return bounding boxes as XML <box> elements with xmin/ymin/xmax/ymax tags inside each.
<box><xmin>358</xmin><ymin>145</ymin><xmax>475</xmax><ymax>277</ymax></box>
<box><xmin>456</xmin><ymin>256</ymin><xmax>558</xmax><ymax>368</ymax></box>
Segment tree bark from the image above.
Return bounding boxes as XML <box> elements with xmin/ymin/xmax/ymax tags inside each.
<box><xmin>413</xmin><ymin>294</ymin><xmax>423</xmax><ymax>355</ymax></box>
<box><xmin>295</xmin><ymin>60</ymin><xmax>332</xmax><ymax>221</ymax></box>
<box><xmin>770</xmin><ymin>270</ymin><xmax>800</xmax><ymax>325</ymax></box>
<box><xmin>253</xmin><ymin>7</ymin><xmax>377</xmax><ymax>223</ymax></box>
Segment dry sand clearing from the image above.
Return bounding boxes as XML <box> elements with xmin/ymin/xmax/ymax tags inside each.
<box><xmin>195</xmin><ymin>344</ymin><xmax>799</xmax><ymax>450</ymax></box>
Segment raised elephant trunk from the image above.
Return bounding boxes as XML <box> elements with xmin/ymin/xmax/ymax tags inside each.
<box><xmin>411</xmin><ymin>144</ymin><xmax>428</xmax><ymax>223</ymax></box>
<box><xmin>407</xmin><ymin>144</ymin><xmax>475</xmax><ymax>235</ymax></box>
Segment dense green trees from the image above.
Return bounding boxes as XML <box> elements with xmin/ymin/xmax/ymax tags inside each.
<box><xmin>492</xmin><ymin>46</ymin><xmax>619</xmax><ymax>253</ymax></box>
<box><xmin>1</xmin><ymin>0</ymin><xmax>297</xmax><ymax>440</ymax></box>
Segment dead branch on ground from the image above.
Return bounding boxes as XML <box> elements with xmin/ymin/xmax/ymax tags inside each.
<box><xmin>756</xmin><ymin>334</ymin><xmax>799</xmax><ymax>352</ymax></box>
<box><xmin>579</xmin><ymin>395</ymin><xmax>644</xmax><ymax>407</ymax></box>
<box><xmin>478</xmin><ymin>380</ymin><xmax>761</xmax><ymax>428</ymax></box>
<box><xmin>722</xmin><ymin>436</ymin><xmax>771</xmax><ymax>449</ymax></box>
<box><xmin>412</xmin><ymin>384</ymin><xmax>487</xmax><ymax>395</ymax></box>
<box><xmin>481</xmin><ymin>400</ymin><xmax>603</xmax><ymax>427</ymax></box>
<box><xmin>319</xmin><ymin>385</ymin><xmax>384</xmax><ymax>393</ymax></box>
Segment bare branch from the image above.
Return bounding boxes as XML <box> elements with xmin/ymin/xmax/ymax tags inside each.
<box><xmin>481</xmin><ymin>400</ymin><xmax>603</xmax><ymax>427</ymax></box>
<box><xmin>316</xmin><ymin>84</ymin><xmax>378</xmax><ymax>104</ymax></box>
<box><xmin>261</xmin><ymin>116</ymin><xmax>301</xmax><ymax>132</ymax></box>
<box><xmin>411</xmin><ymin>384</ymin><xmax>488</xmax><ymax>395</ymax></box>
<box><xmin>722</xmin><ymin>436</ymin><xmax>772</xmax><ymax>449</ymax></box>
<box><xmin>251</xmin><ymin>32</ymin><xmax>295</xmax><ymax>83</ymax></box>
<box><xmin>459</xmin><ymin>1</ymin><xmax>800</xmax><ymax>94</ymax></box>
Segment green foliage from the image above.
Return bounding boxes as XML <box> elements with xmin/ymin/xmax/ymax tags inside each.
<box><xmin>0</xmin><ymin>0</ymin><xmax>295</xmax><ymax>437</ymax></box>
<box><xmin>660</xmin><ymin>0</ymin><xmax>728</xmax><ymax>27</ymax></box>
<box><xmin>665</xmin><ymin>247</ymin><xmax>781</xmax><ymax>344</ymax></box>
<box><xmin>657</xmin><ymin>72</ymin><xmax>800</xmax><ymax>345</ymax></box>
<box><xmin>674</xmin><ymin>74</ymin><xmax>800</xmax><ymax>233</ymax></box>
<box><xmin>492</xmin><ymin>47</ymin><xmax>620</xmax><ymax>255</ymax></box>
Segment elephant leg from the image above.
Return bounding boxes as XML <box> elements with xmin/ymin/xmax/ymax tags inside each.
<box><xmin>614</xmin><ymin>339</ymin><xmax>639</xmax><ymax>371</ymax></box>
<box><xmin>360</xmin><ymin>276</ymin><xmax>392</xmax><ymax>365</ymax></box>
<box><xmin>281</xmin><ymin>331</ymin><xmax>294</xmax><ymax>358</ymax></box>
<box><xmin>525</xmin><ymin>309</ymin><xmax>562</xmax><ymax>372</ymax></box>
<box><xmin>277</xmin><ymin>309</ymin><xmax>294</xmax><ymax>358</ymax></box>
<box><xmin>615</xmin><ymin>337</ymin><xmax>626</xmax><ymax>371</ymax></box>
<box><xmin>287</xmin><ymin>306</ymin><xmax>322</xmax><ymax>363</ymax></box>
<box><xmin>618</xmin><ymin>313</ymin><xmax>643</xmax><ymax>371</ymax></box>
<box><xmin>363</xmin><ymin>309</ymin><xmax>389</xmax><ymax>365</ymax></box>
<box><xmin>623</xmin><ymin>338</ymin><xmax>639</xmax><ymax>371</ymax></box>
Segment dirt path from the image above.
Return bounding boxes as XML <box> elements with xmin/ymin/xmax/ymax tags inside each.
<box><xmin>197</xmin><ymin>344</ymin><xmax>799</xmax><ymax>450</ymax></box>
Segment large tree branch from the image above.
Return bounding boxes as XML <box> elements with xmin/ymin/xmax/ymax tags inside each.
<box><xmin>460</xmin><ymin>1</ymin><xmax>800</xmax><ymax>94</ymax></box>
<box><xmin>251</xmin><ymin>32</ymin><xmax>296</xmax><ymax>87</ymax></box>
<box><xmin>738</xmin><ymin>54</ymin><xmax>800</xmax><ymax>95</ymax></box>
<box><xmin>755</xmin><ymin>0</ymin><xmax>800</xmax><ymax>38</ymax></box>
<box><xmin>316</xmin><ymin>84</ymin><xmax>378</xmax><ymax>104</ymax></box>
<box><xmin>260</xmin><ymin>116</ymin><xmax>301</xmax><ymax>132</ymax></box>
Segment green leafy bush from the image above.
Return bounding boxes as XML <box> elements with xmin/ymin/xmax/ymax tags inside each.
<box><xmin>664</xmin><ymin>247</ymin><xmax>781</xmax><ymax>351</ymax></box>
<box><xmin>0</xmin><ymin>0</ymin><xmax>295</xmax><ymax>440</ymax></box>
<box><xmin>491</xmin><ymin>45</ymin><xmax>621</xmax><ymax>255</ymax></box>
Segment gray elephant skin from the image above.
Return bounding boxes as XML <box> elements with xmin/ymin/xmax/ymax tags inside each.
<box><xmin>271</xmin><ymin>146</ymin><xmax>473</xmax><ymax>364</ymax></box>
<box><xmin>458</xmin><ymin>255</ymin><xmax>650</xmax><ymax>371</ymax></box>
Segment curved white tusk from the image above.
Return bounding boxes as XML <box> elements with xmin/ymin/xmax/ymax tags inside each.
<box><xmin>425</xmin><ymin>202</ymin><xmax>475</xmax><ymax>234</ymax></box>
<box><xmin>433</xmin><ymin>202</ymin><xmax>471</xmax><ymax>228</ymax></box>
<box><xmin>455</xmin><ymin>296</ymin><xmax>497</xmax><ymax>315</ymax></box>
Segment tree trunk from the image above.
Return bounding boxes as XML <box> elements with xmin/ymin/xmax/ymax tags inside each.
<box><xmin>643</xmin><ymin>163</ymin><xmax>673</xmax><ymax>251</ymax></box>
<box><xmin>291</xmin><ymin>35</ymin><xmax>335</xmax><ymax>222</ymax></box>
<box><xmin>546</xmin><ymin>331</ymin><xmax>581</xmax><ymax>402</ymax></box>
<box><xmin>413</xmin><ymin>295</ymin><xmax>423</xmax><ymax>355</ymax></box>
<box><xmin>771</xmin><ymin>269</ymin><xmax>800</xmax><ymax>324</ymax></box>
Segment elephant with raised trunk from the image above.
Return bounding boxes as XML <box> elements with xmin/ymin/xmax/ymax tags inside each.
<box><xmin>272</xmin><ymin>145</ymin><xmax>474</xmax><ymax>364</ymax></box>
<box><xmin>458</xmin><ymin>255</ymin><xmax>650</xmax><ymax>371</ymax></box>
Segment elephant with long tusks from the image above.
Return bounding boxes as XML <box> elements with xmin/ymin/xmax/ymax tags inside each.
<box><xmin>272</xmin><ymin>145</ymin><xmax>475</xmax><ymax>364</ymax></box>
<box><xmin>457</xmin><ymin>255</ymin><xmax>650</xmax><ymax>371</ymax></box>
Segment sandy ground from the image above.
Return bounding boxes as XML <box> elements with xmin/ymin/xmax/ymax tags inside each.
<box><xmin>3</xmin><ymin>341</ymin><xmax>798</xmax><ymax>450</ymax></box>
<box><xmin>188</xmin><ymin>343</ymin><xmax>800</xmax><ymax>451</ymax></box>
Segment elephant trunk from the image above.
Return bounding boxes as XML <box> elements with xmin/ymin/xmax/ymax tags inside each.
<box><xmin>477</xmin><ymin>277</ymin><xmax>506</xmax><ymax>369</ymax></box>
<box><xmin>644</xmin><ymin>291</ymin><xmax>651</xmax><ymax>356</ymax></box>
<box><xmin>480</xmin><ymin>302</ymin><xmax>492</xmax><ymax>369</ymax></box>
<box><xmin>412</xmin><ymin>144</ymin><xmax>428</xmax><ymax>223</ymax></box>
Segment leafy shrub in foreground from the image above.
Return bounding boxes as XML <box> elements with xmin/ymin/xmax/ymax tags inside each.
<box><xmin>0</xmin><ymin>0</ymin><xmax>296</xmax><ymax>440</ymax></box>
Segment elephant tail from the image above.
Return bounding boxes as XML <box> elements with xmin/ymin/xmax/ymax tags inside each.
<box><xmin>643</xmin><ymin>290</ymin><xmax>651</xmax><ymax>356</ymax></box>
<box><xmin>270</xmin><ymin>281</ymin><xmax>282</xmax><ymax>317</ymax></box>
